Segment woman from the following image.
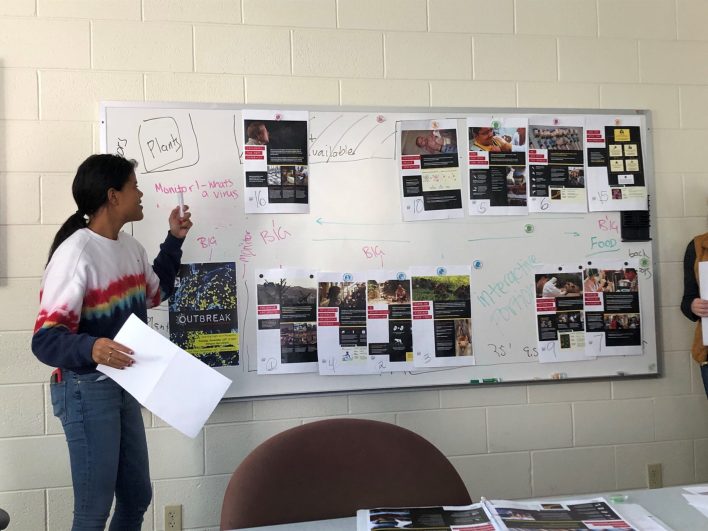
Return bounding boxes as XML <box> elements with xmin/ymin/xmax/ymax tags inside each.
<box><xmin>584</xmin><ymin>269</ymin><xmax>606</xmax><ymax>293</ymax></box>
<box><xmin>682</xmin><ymin>232</ymin><xmax>708</xmax><ymax>397</ymax></box>
<box><xmin>31</xmin><ymin>154</ymin><xmax>193</xmax><ymax>530</ymax></box>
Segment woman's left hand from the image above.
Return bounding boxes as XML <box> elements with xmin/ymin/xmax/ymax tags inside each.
<box><xmin>169</xmin><ymin>205</ymin><xmax>193</xmax><ymax>239</ymax></box>
<box><xmin>691</xmin><ymin>297</ymin><xmax>708</xmax><ymax>318</ymax></box>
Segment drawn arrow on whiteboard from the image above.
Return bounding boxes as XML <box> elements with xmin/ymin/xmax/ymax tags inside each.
<box><xmin>467</xmin><ymin>236</ymin><xmax>530</xmax><ymax>242</ymax></box>
<box><xmin>564</xmin><ymin>231</ymin><xmax>580</xmax><ymax>236</ymax></box>
<box><xmin>586</xmin><ymin>248</ymin><xmax>620</xmax><ymax>258</ymax></box>
<box><xmin>312</xmin><ymin>238</ymin><xmax>411</xmax><ymax>243</ymax></box>
<box><xmin>315</xmin><ymin>217</ymin><xmax>401</xmax><ymax>226</ymax></box>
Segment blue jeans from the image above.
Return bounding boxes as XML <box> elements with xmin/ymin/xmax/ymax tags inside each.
<box><xmin>702</xmin><ymin>364</ymin><xmax>708</xmax><ymax>398</ymax></box>
<box><xmin>51</xmin><ymin>371</ymin><xmax>152</xmax><ymax>531</ymax></box>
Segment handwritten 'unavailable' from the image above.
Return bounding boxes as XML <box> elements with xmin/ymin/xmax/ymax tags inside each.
<box><xmin>310</xmin><ymin>145</ymin><xmax>358</xmax><ymax>159</ymax></box>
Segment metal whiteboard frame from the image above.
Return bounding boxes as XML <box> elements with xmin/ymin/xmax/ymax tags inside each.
<box><xmin>101</xmin><ymin>102</ymin><xmax>659</xmax><ymax>400</ymax></box>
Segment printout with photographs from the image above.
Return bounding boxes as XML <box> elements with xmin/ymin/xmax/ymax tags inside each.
<box><xmin>410</xmin><ymin>266</ymin><xmax>475</xmax><ymax>368</ymax></box>
<box><xmin>534</xmin><ymin>263</ymin><xmax>593</xmax><ymax>363</ymax></box>
<box><xmin>400</xmin><ymin>119</ymin><xmax>464</xmax><ymax>221</ymax></box>
<box><xmin>316</xmin><ymin>271</ymin><xmax>375</xmax><ymax>375</ymax></box>
<box><xmin>535</xmin><ymin>260</ymin><xmax>642</xmax><ymax>362</ymax></box>
<box><xmin>357</xmin><ymin>497</ymin><xmax>640</xmax><ymax>531</ymax></box>
<box><xmin>527</xmin><ymin>116</ymin><xmax>587</xmax><ymax>213</ymax></box>
<box><xmin>255</xmin><ymin>268</ymin><xmax>318</xmax><ymax>374</ymax></box>
<box><xmin>585</xmin><ymin>115</ymin><xmax>648</xmax><ymax>212</ymax></box>
<box><xmin>583</xmin><ymin>261</ymin><xmax>642</xmax><ymax>357</ymax></box>
<box><xmin>242</xmin><ymin>109</ymin><xmax>309</xmax><ymax>214</ymax></box>
<box><xmin>468</xmin><ymin>116</ymin><xmax>529</xmax><ymax>216</ymax></box>
<box><xmin>366</xmin><ymin>270</ymin><xmax>416</xmax><ymax>372</ymax></box>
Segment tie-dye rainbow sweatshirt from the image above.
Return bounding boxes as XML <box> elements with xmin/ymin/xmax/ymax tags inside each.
<box><xmin>32</xmin><ymin>229</ymin><xmax>183</xmax><ymax>372</ymax></box>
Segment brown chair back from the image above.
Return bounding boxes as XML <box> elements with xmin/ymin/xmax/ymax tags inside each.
<box><xmin>220</xmin><ymin>418</ymin><xmax>471</xmax><ymax>530</ymax></box>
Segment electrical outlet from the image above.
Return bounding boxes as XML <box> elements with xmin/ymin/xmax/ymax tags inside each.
<box><xmin>165</xmin><ymin>504</ymin><xmax>182</xmax><ymax>531</ymax></box>
<box><xmin>647</xmin><ymin>463</ymin><xmax>662</xmax><ymax>489</ymax></box>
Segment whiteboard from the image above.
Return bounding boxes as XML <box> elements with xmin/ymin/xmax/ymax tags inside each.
<box><xmin>101</xmin><ymin>102</ymin><xmax>658</xmax><ymax>400</ymax></box>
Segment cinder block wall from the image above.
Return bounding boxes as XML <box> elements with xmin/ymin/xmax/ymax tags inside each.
<box><xmin>1</xmin><ymin>1</ymin><xmax>707</xmax><ymax>529</ymax></box>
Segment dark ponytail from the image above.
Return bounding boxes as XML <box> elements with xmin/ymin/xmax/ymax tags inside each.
<box><xmin>46</xmin><ymin>212</ymin><xmax>88</xmax><ymax>265</ymax></box>
<box><xmin>46</xmin><ymin>154</ymin><xmax>137</xmax><ymax>264</ymax></box>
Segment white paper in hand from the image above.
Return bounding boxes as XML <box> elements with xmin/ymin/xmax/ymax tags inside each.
<box><xmin>97</xmin><ymin>314</ymin><xmax>232</xmax><ymax>438</ymax></box>
<box><xmin>700</xmin><ymin>262</ymin><xmax>708</xmax><ymax>346</ymax></box>
<box><xmin>144</xmin><ymin>350</ymin><xmax>231</xmax><ymax>438</ymax></box>
<box><xmin>98</xmin><ymin>314</ymin><xmax>176</xmax><ymax>402</ymax></box>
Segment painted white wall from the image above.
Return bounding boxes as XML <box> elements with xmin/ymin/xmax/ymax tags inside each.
<box><xmin>1</xmin><ymin>1</ymin><xmax>707</xmax><ymax>529</ymax></box>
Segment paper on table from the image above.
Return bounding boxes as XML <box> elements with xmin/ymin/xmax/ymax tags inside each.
<box><xmin>682</xmin><ymin>485</ymin><xmax>708</xmax><ymax>520</ymax></box>
<box><xmin>614</xmin><ymin>503</ymin><xmax>673</xmax><ymax>530</ymax></box>
<box><xmin>683</xmin><ymin>483</ymin><xmax>708</xmax><ymax>495</ymax></box>
<box><xmin>683</xmin><ymin>484</ymin><xmax>708</xmax><ymax>494</ymax></box>
<box><xmin>683</xmin><ymin>499</ymin><xmax>708</xmax><ymax>520</ymax></box>
<box><xmin>700</xmin><ymin>263</ymin><xmax>708</xmax><ymax>345</ymax></box>
<box><xmin>683</xmin><ymin>493</ymin><xmax>708</xmax><ymax>508</ymax></box>
<box><xmin>98</xmin><ymin>314</ymin><xmax>232</xmax><ymax>438</ymax></box>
